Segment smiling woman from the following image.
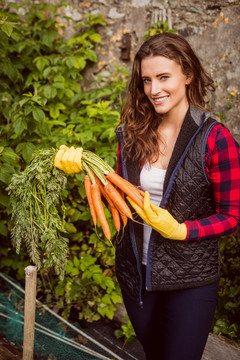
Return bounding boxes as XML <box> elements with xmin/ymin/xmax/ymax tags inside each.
<box><xmin>120</xmin><ymin>33</ymin><xmax>215</xmax><ymax>167</ymax></box>
<box><xmin>141</xmin><ymin>56</ymin><xmax>191</xmax><ymax>124</ymax></box>
<box><xmin>115</xmin><ymin>33</ymin><xmax>240</xmax><ymax>360</ymax></box>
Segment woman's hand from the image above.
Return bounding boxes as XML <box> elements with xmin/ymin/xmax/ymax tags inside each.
<box><xmin>128</xmin><ymin>191</ymin><xmax>187</xmax><ymax>240</ymax></box>
<box><xmin>54</xmin><ymin>145</ymin><xmax>83</xmax><ymax>174</ymax></box>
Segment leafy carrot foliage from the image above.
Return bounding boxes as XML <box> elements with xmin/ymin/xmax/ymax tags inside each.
<box><xmin>7</xmin><ymin>149</ymin><xmax>68</xmax><ymax>280</ymax></box>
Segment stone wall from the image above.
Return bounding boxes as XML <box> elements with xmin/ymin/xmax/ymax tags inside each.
<box><xmin>8</xmin><ymin>0</ymin><xmax>240</xmax><ymax>140</ymax></box>
<box><xmin>59</xmin><ymin>0</ymin><xmax>240</xmax><ymax>140</ymax></box>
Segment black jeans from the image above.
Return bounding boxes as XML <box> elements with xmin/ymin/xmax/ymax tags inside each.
<box><xmin>122</xmin><ymin>277</ymin><xmax>218</xmax><ymax>360</ymax></box>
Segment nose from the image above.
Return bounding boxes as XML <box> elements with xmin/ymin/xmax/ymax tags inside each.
<box><xmin>151</xmin><ymin>80</ymin><xmax>161</xmax><ymax>96</ymax></box>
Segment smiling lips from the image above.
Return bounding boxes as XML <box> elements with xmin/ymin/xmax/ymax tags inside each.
<box><xmin>152</xmin><ymin>95</ymin><xmax>169</xmax><ymax>104</ymax></box>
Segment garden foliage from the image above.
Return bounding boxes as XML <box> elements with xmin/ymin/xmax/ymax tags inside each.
<box><xmin>0</xmin><ymin>0</ymin><xmax>239</xmax><ymax>343</ymax></box>
<box><xmin>0</xmin><ymin>0</ymin><xmax>126</xmax><ymax>323</ymax></box>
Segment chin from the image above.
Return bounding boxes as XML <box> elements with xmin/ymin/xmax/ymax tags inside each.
<box><xmin>154</xmin><ymin>106</ymin><xmax>168</xmax><ymax>115</ymax></box>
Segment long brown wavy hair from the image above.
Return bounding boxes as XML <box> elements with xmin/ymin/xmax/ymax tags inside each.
<box><xmin>120</xmin><ymin>32</ymin><xmax>215</xmax><ymax>165</ymax></box>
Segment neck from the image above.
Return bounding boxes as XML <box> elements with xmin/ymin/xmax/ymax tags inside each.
<box><xmin>160</xmin><ymin>102</ymin><xmax>190</xmax><ymax>129</ymax></box>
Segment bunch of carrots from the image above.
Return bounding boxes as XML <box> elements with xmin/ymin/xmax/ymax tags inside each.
<box><xmin>55</xmin><ymin>146</ymin><xmax>144</xmax><ymax>241</ymax></box>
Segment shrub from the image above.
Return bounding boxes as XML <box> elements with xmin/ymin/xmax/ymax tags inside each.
<box><xmin>0</xmin><ymin>0</ymin><xmax>128</xmax><ymax>322</ymax></box>
<box><xmin>213</xmin><ymin>233</ymin><xmax>240</xmax><ymax>341</ymax></box>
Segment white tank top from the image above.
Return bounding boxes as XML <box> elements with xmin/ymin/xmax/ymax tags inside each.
<box><xmin>140</xmin><ymin>163</ymin><xmax>166</xmax><ymax>265</ymax></box>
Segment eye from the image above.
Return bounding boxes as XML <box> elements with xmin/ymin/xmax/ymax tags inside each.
<box><xmin>143</xmin><ymin>78</ymin><xmax>151</xmax><ymax>84</ymax></box>
<box><xmin>160</xmin><ymin>75</ymin><xmax>169</xmax><ymax>80</ymax></box>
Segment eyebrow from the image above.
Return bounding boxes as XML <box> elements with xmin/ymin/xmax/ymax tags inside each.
<box><xmin>141</xmin><ymin>72</ymin><xmax>170</xmax><ymax>78</ymax></box>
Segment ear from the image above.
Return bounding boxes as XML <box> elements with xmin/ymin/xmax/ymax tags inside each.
<box><xmin>185</xmin><ymin>74</ymin><xmax>193</xmax><ymax>85</ymax></box>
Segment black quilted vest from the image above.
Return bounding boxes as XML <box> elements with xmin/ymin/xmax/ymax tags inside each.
<box><xmin>115</xmin><ymin>104</ymin><xmax>221</xmax><ymax>304</ymax></box>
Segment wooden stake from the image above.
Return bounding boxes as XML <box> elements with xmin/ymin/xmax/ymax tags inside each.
<box><xmin>23</xmin><ymin>266</ymin><xmax>37</xmax><ymax>360</ymax></box>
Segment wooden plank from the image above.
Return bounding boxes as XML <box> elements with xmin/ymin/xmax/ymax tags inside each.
<box><xmin>202</xmin><ymin>333</ymin><xmax>240</xmax><ymax>360</ymax></box>
<box><xmin>0</xmin><ymin>344</ymin><xmax>20</xmax><ymax>360</ymax></box>
<box><xmin>22</xmin><ymin>266</ymin><xmax>37</xmax><ymax>360</ymax></box>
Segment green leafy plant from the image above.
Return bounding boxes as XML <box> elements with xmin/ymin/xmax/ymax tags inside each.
<box><xmin>144</xmin><ymin>20</ymin><xmax>176</xmax><ymax>40</ymax></box>
<box><xmin>1</xmin><ymin>1</ymin><xmax>240</xmax><ymax>345</ymax></box>
<box><xmin>218</xmin><ymin>91</ymin><xmax>239</xmax><ymax>124</ymax></box>
<box><xmin>213</xmin><ymin>233</ymin><xmax>240</xmax><ymax>341</ymax></box>
<box><xmin>53</xmin><ymin>251</ymin><xmax>122</xmax><ymax>321</ymax></box>
<box><xmin>0</xmin><ymin>0</ymin><xmax>130</xmax><ymax>323</ymax></box>
<box><xmin>114</xmin><ymin>314</ymin><xmax>136</xmax><ymax>346</ymax></box>
<box><xmin>7</xmin><ymin>149</ymin><xmax>68</xmax><ymax>280</ymax></box>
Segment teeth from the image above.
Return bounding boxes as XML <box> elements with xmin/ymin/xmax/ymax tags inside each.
<box><xmin>154</xmin><ymin>96</ymin><xmax>168</xmax><ymax>102</ymax></box>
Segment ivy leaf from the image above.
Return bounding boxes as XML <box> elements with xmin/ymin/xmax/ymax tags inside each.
<box><xmin>64</xmin><ymin>222</ymin><xmax>77</xmax><ymax>233</ymax></box>
<box><xmin>32</xmin><ymin>107</ymin><xmax>45</xmax><ymax>122</ymax></box>
<box><xmin>64</xmin><ymin>89</ymin><xmax>74</xmax><ymax>98</ymax></box>
<box><xmin>89</xmin><ymin>33</ymin><xmax>101</xmax><ymax>43</ymax></box>
<box><xmin>2</xmin><ymin>62</ymin><xmax>19</xmax><ymax>82</ymax></box>
<box><xmin>85</xmin><ymin>49</ymin><xmax>97</xmax><ymax>63</ymax></box>
<box><xmin>53</xmin><ymin>82</ymin><xmax>65</xmax><ymax>89</ymax></box>
<box><xmin>65</xmin><ymin>260</ymin><xmax>73</xmax><ymax>273</ymax></box>
<box><xmin>66</xmin><ymin>56</ymin><xmax>75</xmax><ymax>69</ymax></box>
<box><xmin>73</xmin><ymin>256</ymin><xmax>80</xmax><ymax>268</ymax></box>
<box><xmin>44</xmin><ymin>85</ymin><xmax>57</xmax><ymax>99</ymax></box>
<box><xmin>54</xmin><ymin>74</ymin><xmax>65</xmax><ymax>82</ymax></box>
<box><xmin>54</xmin><ymin>283</ymin><xmax>65</xmax><ymax>296</ymax></box>
<box><xmin>73</xmin><ymin>57</ymin><xmax>86</xmax><ymax>70</ymax></box>
<box><xmin>50</xmin><ymin>107</ymin><xmax>60</xmax><ymax>119</ymax></box>
<box><xmin>71</xmin><ymin>267</ymin><xmax>79</xmax><ymax>276</ymax></box>
<box><xmin>35</xmin><ymin>57</ymin><xmax>50</xmax><ymax>72</ymax></box>
<box><xmin>111</xmin><ymin>292</ymin><xmax>122</xmax><ymax>304</ymax></box>
<box><xmin>19</xmin><ymin>98</ymin><xmax>30</xmax><ymax>108</ymax></box>
<box><xmin>0</xmin><ymin>164</ymin><xmax>15</xmax><ymax>185</ymax></box>
<box><xmin>0</xmin><ymin>220</ymin><xmax>8</xmax><ymax>236</ymax></box>
<box><xmin>13</xmin><ymin>118</ymin><xmax>28</xmax><ymax>136</ymax></box>
<box><xmin>1</xmin><ymin>22</ymin><xmax>14</xmax><ymax>37</ymax></box>
<box><xmin>22</xmin><ymin>142</ymin><xmax>36</xmax><ymax>163</ymax></box>
<box><xmin>0</xmin><ymin>189</ymin><xmax>10</xmax><ymax>207</ymax></box>
<box><xmin>102</xmin><ymin>294</ymin><xmax>112</xmax><ymax>305</ymax></box>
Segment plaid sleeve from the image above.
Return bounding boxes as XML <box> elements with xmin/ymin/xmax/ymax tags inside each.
<box><xmin>185</xmin><ymin>124</ymin><xmax>240</xmax><ymax>241</ymax></box>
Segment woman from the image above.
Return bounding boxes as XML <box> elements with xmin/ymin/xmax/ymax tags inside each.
<box><xmin>115</xmin><ymin>33</ymin><xmax>240</xmax><ymax>360</ymax></box>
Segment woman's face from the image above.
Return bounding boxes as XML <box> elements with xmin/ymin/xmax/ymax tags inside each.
<box><xmin>141</xmin><ymin>56</ymin><xmax>191</xmax><ymax>119</ymax></box>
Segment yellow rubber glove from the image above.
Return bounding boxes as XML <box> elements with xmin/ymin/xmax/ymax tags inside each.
<box><xmin>54</xmin><ymin>146</ymin><xmax>83</xmax><ymax>174</ymax></box>
<box><xmin>127</xmin><ymin>191</ymin><xmax>187</xmax><ymax>240</ymax></box>
<box><xmin>54</xmin><ymin>145</ymin><xmax>69</xmax><ymax>170</ymax></box>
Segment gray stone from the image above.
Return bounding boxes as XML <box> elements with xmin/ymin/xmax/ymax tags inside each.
<box><xmin>108</xmin><ymin>7</ymin><xmax>125</xmax><ymax>19</ymax></box>
<box><xmin>202</xmin><ymin>332</ymin><xmax>240</xmax><ymax>360</ymax></box>
<box><xmin>132</xmin><ymin>0</ymin><xmax>150</xmax><ymax>7</ymax></box>
<box><xmin>187</xmin><ymin>6</ymin><xmax>240</xmax><ymax>131</ymax></box>
<box><xmin>152</xmin><ymin>0</ymin><xmax>169</xmax><ymax>7</ymax></box>
<box><xmin>113</xmin><ymin>303</ymin><xmax>127</xmax><ymax>324</ymax></box>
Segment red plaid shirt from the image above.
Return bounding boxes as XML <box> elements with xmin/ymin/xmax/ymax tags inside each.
<box><xmin>117</xmin><ymin>124</ymin><xmax>240</xmax><ymax>241</ymax></box>
<box><xmin>185</xmin><ymin>124</ymin><xmax>240</xmax><ymax>240</ymax></box>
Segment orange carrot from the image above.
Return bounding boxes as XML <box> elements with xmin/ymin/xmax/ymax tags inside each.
<box><xmin>139</xmin><ymin>189</ymin><xmax>145</xmax><ymax>197</ymax></box>
<box><xmin>94</xmin><ymin>175</ymin><xmax>115</xmax><ymax>208</ymax></box>
<box><xmin>109</xmin><ymin>204</ymin><xmax>121</xmax><ymax>232</ymax></box>
<box><xmin>94</xmin><ymin>174</ymin><xmax>125</xmax><ymax>231</ymax></box>
<box><xmin>91</xmin><ymin>182</ymin><xmax>111</xmax><ymax>241</ymax></box>
<box><xmin>120</xmin><ymin>212</ymin><xmax>128</xmax><ymax>227</ymax></box>
<box><xmin>106</xmin><ymin>172</ymin><xmax>144</xmax><ymax>208</ymax></box>
<box><xmin>84</xmin><ymin>175</ymin><xmax>97</xmax><ymax>226</ymax></box>
<box><xmin>104</xmin><ymin>180</ymin><xmax>132</xmax><ymax>219</ymax></box>
<box><xmin>118</xmin><ymin>189</ymin><xmax>128</xmax><ymax>227</ymax></box>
